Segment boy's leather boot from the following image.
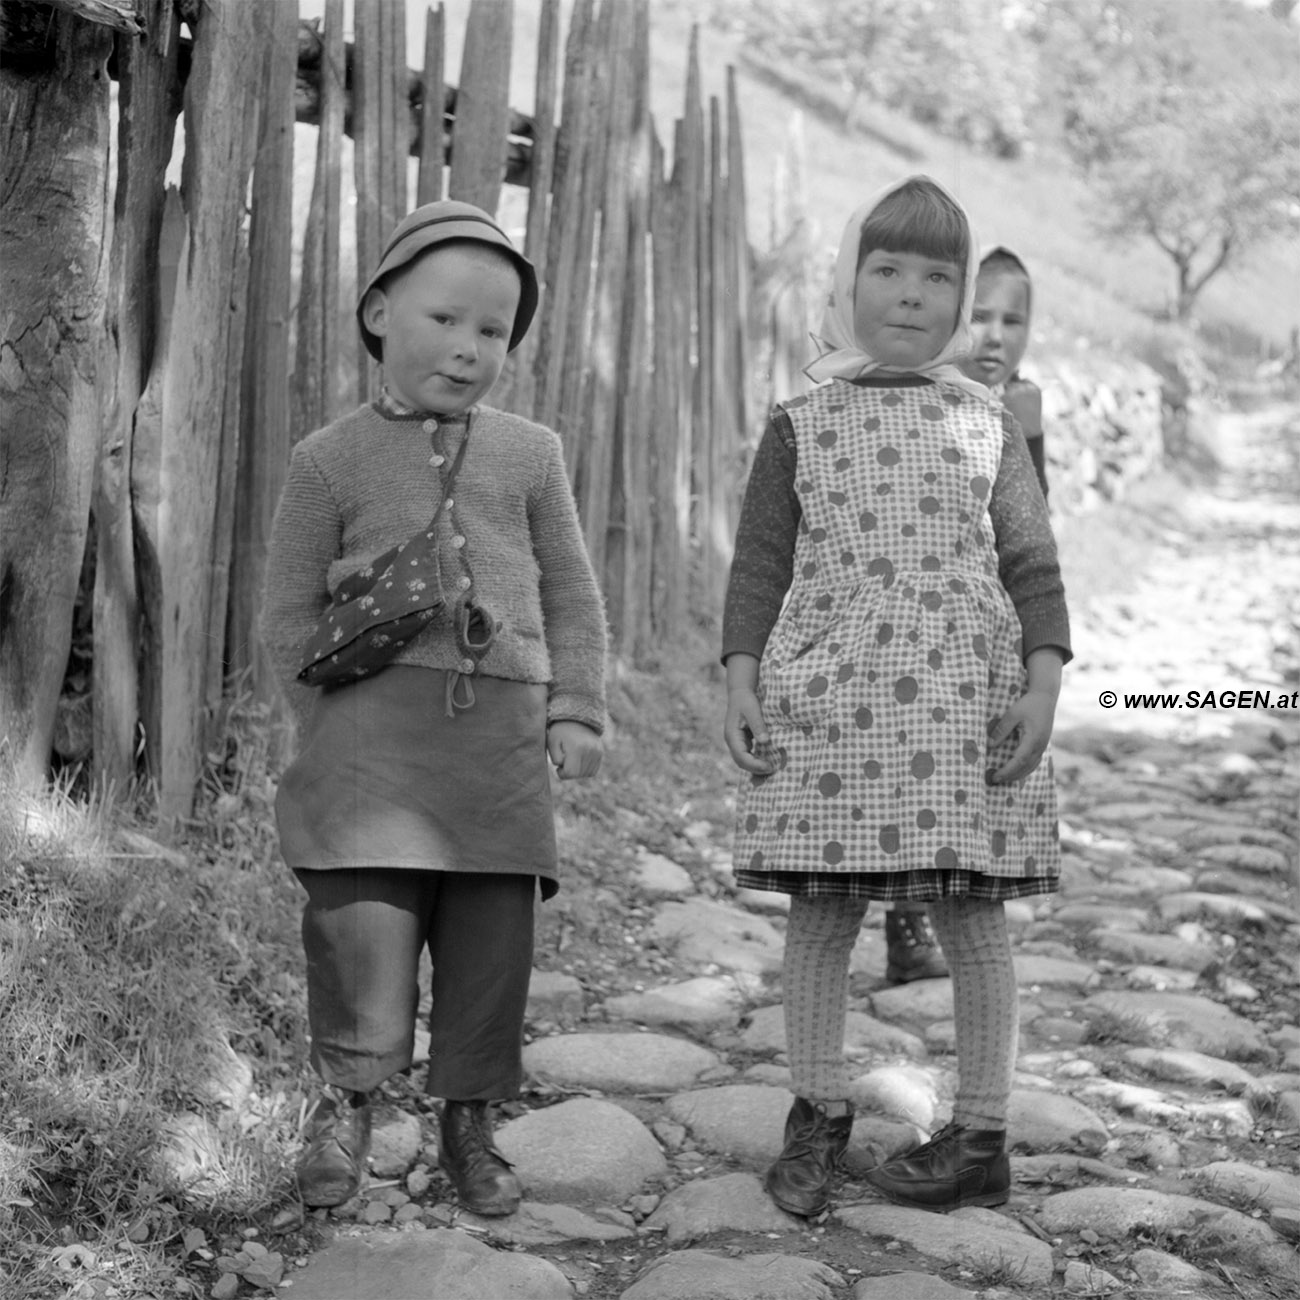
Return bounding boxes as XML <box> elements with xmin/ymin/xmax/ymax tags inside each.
<box><xmin>764</xmin><ymin>1096</ymin><xmax>855</xmax><ymax>1217</ymax></box>
<box><xmin>440</xmin><ymin>1100</ymin><xmax>522</xmax><ymax>1216</ymax></box>
<box><xmin>867</xmin><ymin>1122</ymin><xmax>1009</xmax><ymax>1210</ymax></box>
<box><xmin>296</xmin><ymin>1086</ymin><xmax>372</xmax><ymax>1207</ymax></box>
<box><xmin>885</xmin><ymin>907</ymin><xmax>949</xmax><ymax>984</ymax></box>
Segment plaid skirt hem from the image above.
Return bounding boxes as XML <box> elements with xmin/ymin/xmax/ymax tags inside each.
<box><xmin>733</xmin><ymin>867</ymin><xmax>1058</xmax><ymax>902</ymax></box>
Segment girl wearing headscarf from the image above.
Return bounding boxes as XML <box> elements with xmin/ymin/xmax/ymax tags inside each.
<box><xmin>962</xmin><ymin>245</ymin><xmax>1049</xmax><ymax>497</ymax></box>
<box><xmin>721</xmin><ymin>177</ymin><xmax>1070</xmax><ymax>1216</ymax></box>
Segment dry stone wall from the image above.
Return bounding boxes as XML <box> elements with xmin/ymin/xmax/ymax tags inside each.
<box><xmin>1025</xmin><ymin>355</ymin><xmax>1165</xmax><ymax>516</ymax></box>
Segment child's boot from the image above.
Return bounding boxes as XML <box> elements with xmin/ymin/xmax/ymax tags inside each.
<box><xmin>764</xmin><ymin>1096</ymin><xmax>854</xmax><ymax>1217</ymax></box>
<box><xmin>885</xmin><ymin>906</ymin><xmax>949</xmax><ymax>984</ymax></box>
<box><xmin>296</xmin><ymin>1086</ymin><xmax>372</xmax><ymax>1207</ymax></box>
<box><xmin>440</xmin><ymin>1099</ymin><xmax>522</xmax><ymax>1216</ymax></box>
<box><xmin>866</xmin><ymin>1121</ymin><xmax>1009</xmax><ymax>1210</ymax></box>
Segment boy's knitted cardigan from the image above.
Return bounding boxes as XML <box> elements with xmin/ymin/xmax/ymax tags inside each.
<box><xmin>261</xmin><ymin>402</ymin><xmax>607</xmax><ymax>733</ymax></box>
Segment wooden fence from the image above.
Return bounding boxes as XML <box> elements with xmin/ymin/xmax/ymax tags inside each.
<box><xmin>0</xmin><ymin>0</ymin><xmax>807</xmax><ymax>823</ymax></box>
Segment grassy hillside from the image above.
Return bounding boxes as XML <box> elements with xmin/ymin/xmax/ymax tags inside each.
<box><xmin>365</xmin><ymin>0</ymin><xmax>1299</xmax><ymax>371</ymax></box>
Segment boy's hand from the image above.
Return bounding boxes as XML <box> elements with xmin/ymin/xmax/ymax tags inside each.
<box><xmin>988</xmin><ymin>689</ymin><xmax>1056</xmax><ymax>784</ymax></box>
<box><xmin>547</xmin><ymin>721</ymin><xmax>603</xmax><ymax>779</ymax></box>
<box><xmin>725</xmin><ymin>688</ymin><xmax>777</xmax><ymax>775</ymax></box>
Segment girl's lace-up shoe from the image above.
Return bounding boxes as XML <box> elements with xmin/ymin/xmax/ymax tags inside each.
<box><xmin>885</xmin><ymin>908</ymin><xmax>950</xmax><ymax>983</ymax></box>
<box><xmin>296</xmin><ymin>1087</ymin><xmax>372</xmax><ymax>1207</ymax></box>
<box><xmin>440</xmin><ymin>1099</ymin><xmax>522</xmax><ymax>1216</ymax></box>
<box><xmin>764</xmin><ymin>1096</ymin><xmax>855</xmax><ymax>1217</ymax></box>
<box><xmin>866</xmin><ymin>1121</ymin><xmax>1009</xmax><ymax>1210</ymax></box>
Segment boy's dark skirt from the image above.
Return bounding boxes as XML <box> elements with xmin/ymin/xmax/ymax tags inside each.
<box><xmin>275</xmin><ymin>665</ymin><xmax>557</xmax><ymax>1097</ymax></box>
<box><xmin>276</xmin><ymin>665</ymin><xmax>559</xmax><ymax>896</ymax></box>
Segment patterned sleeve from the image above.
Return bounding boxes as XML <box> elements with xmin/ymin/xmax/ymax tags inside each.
<box><xmin>259</xmin><ymin>442</ymin><xmax>341</xmax><ymax>729</ymax></box>
<box><xmin>1003</xmin><ymin>376</ymin><xmax>1048</xmax><ymax>498</ymax></box>
<box><xmin>721</xmin><ymin>408</ymin><xmax>802</xmax><ymax>662</ymax></box>
<box><xmin>990</xmin><ymin>409</ymin><xmax>1072</xmax><ymax>663</ymax></box>
<box><xmin>529</xmin><ymin>431</ymin><xmax>608</xmax><ymax>733</ymax></box>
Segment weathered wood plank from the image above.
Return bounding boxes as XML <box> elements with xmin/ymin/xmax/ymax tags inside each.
<box><xmin>293</xmin><ymin>0</ymin><xmax>344</xmax><ymax>434</ymax></box>
<box><xmin>609</xmin><ymin>0</ymin><xmax>652</xmax><ymax>660</ymax></box>
<box><xmin>93</xmin><ymin>0</ymin><xmax>180</xmax><ymax>791</ymax></box>
<box><xmin>726</xmin><ymin>64</ymin><xmax>751</xmax><ymax>451</ymax></box>
<box><xmin>648</xmin><ymin>127</ymin><xmax>684</xmax><ymax>646</ymax></box>
<box><xmin>495</xmin><ymin>0</ymin><xmax>557</xmax><ymax>417</ymax></box>
<box><xmin>704</xmin><ymin>93</ymin><xmax>734</xmax><ymax>603</ymax></box>
<box><xmin>227</xmin><ymin>0</ymin><xmax>297</xmax><ymax>695</ymax></box>
<box><xmin>416</xmin><ymin>3</ymin><xmax>446</xmax><ymax>205</ymax></box>
<box><xmin>41</xmin><ymin>0</ymin><xmax>143</xmax><ymax>36</ymax></box>
<box><xmin>353</xmin><ymin>0</ymin><xmax>383</xmax><ymax>402</ymax></box>
<box><xmin>555</xmin><ymin>0</ymin><xmax>615</xmax><ymax>470</ymax></box>
<box><xmin>0</xmin><ymin>10</ymin><xmax>112</xmax><ymax>788</ymax></box>
<box><xmin>292</xmin><ymin>19</ymin><xmax>537</xmax><ymax>189</ymax></box>
<box><xmin>139</xmin><ymin>0</ymin><xmax>261</xmax><ymax>822</ymax></box>
<box><xmin>379</xmin><ymin>0</ymin><xmax>408</xmax><ymax>229</ymax></box>
<box><xmin>204</xmin><ymin>231</ymin><xmax>248</xmax><ymax>756</ymax></box>
<box><xmin>578</xmin><ymin>0</ymin><xmax>637</xmax><ymax>585</ymax></box>
<box><xmin>532</xmin><ymin>0</ymin><xmax>594</xmax><ymax>437</ymax></box>
<box><xmin>446</xmin><ymin>0</ymin><xmax>513</xmax><ymax>212</ymax></box>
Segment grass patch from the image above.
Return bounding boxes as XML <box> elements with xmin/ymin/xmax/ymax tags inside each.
<box><xmin>0</xmin><ymin>700</ymin><xmax>310</xmax><ymax>1299</ymax></box>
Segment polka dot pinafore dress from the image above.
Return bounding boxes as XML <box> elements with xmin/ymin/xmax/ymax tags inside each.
<box><xmin>733</xmin><ymin>378</ymin><xmax>1059</xmax><ymax>902</ymax></box>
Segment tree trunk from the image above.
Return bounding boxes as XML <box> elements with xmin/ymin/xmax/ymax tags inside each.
<box><xmin>0</xmin><ymin>7</ymin><xmax>112</xmax><ymax>789</ymax></box>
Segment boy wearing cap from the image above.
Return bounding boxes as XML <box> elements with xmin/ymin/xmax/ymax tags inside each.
<box><xmin>261</xmin><ymin>201</ymin><xmax>606</xmax><ymax>1215</ymax></box>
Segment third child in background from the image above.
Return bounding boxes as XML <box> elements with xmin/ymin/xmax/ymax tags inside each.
<box><xmin>963</xmin><ymin>246</ymin><xmax>1049</xmax><ymax>497</ymax></box>
<box><xmin>886</xmin><ymin>247</ymin><xmax>1053</xmax><ymax>986</ymax></box>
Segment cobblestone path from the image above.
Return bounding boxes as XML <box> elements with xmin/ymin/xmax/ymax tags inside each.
<box><xmin>283</xmin><ymin>404</ymin><xmax>1299</xmax><ymax>1300</ymax></box>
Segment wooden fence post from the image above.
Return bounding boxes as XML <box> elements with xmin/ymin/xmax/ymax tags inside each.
<box><xmin>446</xmin><ymin>0</ymin><xmax>513</xmax><ymax>213</ymax></box>
<box><xmin>495</xmin><ymin>0</ymin><xmax>558</xmax><ymax>419</ymax></box>
<box><xmin>576</xmin><ymin>0</ymin><xmax>637</xmax><ymax>585</ymax></box>
<box><xmin>93</xmin><ymin>0</ymin><xmax>180</xmax><ymax>792</ymax></box>
<box><xmin>0</xmin><ymin>9</ymin><xmax>112</xmax><ymax>790</ymax></box>
<box><xmin>416</xmin><ymin>3</ymin><xmax>446</xmax><ymax>206</ymax></box>
<box><xmin>227</xmin><ymin>0</ymin><xmax>297</xmax><ymax>699</ymax></box>
<box><xmin>649</xmin><ymin>126</ymin><xmax>684</xmax><ymax>648</ymax></box>
<box><xmin>532</xmin><ymin>0</ymin><xmax>595</xmax><ymax>441</ymax></box>
<box><xmin>130</xmin><ymin>0</ymin><xmax>262</xmax><ymax>823</ymax></box>
<box><xmin>294</xmin><ymin>0</ymin><xmax>344</xmax><ymax>435</ymax></box>
<box><xmin>608</xmin><ymin>0</ymin><xmax>653</xmax><ymax>659</ymax></box>
<box><xmin>380</xmin><ymin>0</ymin><xmax>409</xmax><ymax>231</ymax></box>
<box><xmin>352</xmin><ymin>0</ymin><xmax>383</xmax><ymax>403</ymax></box>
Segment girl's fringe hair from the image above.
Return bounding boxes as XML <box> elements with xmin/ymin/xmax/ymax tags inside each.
<box><xmin>857</xmin><ymin>178</ymin><xmax>970</xmax><ymax>278</ymax></box>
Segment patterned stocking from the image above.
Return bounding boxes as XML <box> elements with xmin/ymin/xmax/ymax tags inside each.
<box><xmin>927</xmin><ymin>897</ymin><xmax>1018</xmax><ymax>1129</ymax></box>
<box><xmin>783</xmin><ymin>895</ymin><xmax>869</xmax><ymax>1101</ymax></box>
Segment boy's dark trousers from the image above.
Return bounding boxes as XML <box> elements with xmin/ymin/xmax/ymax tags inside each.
<box><xmin>294</xmin><ymin>867</ymin><xmax>535</xmax><ymax>1099</ymax></box>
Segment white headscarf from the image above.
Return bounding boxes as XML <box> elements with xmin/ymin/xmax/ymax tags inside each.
<box><xmin>805</xmin><ymin>175</ymin><xmax>988</xmax><ymax>399</ymax></box>
<box><xmin>972</xmin><ymin>242</ymin><xmax>1034</xmax><ymax>397</ymax></box>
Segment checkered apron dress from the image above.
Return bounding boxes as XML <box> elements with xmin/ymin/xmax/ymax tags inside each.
<box><xmin>734</xmin><ymin>379</ymin><xmax>1059</xmax><ymax>899</ymax></box>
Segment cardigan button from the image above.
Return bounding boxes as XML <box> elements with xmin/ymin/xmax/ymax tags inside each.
<box><xmin>452</xmin><ymin>534</ymin><xmax>465</xmax><ymax>548</ymax></box>
<box><xmin>422</xmin><ymin>418</ymin><xmax>438</xmax><ymax>434</ymax></box>
<box><xmin>459</xmin><ymin>658</ymin><xmax>475</xmax><ymax>673</ymax></box>
<box><xmin>458</xmin><ymin>576</ymin><xmax>471</xmax><ymax>590</ymax></box>
<box><xmin>429</xmin><ymin>453</ymin><xmax>445</xmax><ymax>467</ymax></box>
<box><xmin>444</xmin><ymin>498</ymin><xmax>453</xmax><ymax>510</ymax></box>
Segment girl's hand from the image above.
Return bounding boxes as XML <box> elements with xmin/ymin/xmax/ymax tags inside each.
<box><xmin>725</xmin><ymin>688</ymin><xmax>777</xmax><ymax>775</ymax></box>
<box><xmin>988</xmin><ymin>690</ymin><xmax>1056</xmax><ymax>784</ymax></box>
<box><xmin>547</xmin><ymin>721</ymin><xmax>603</xmax><ymax>780</ymax></box>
